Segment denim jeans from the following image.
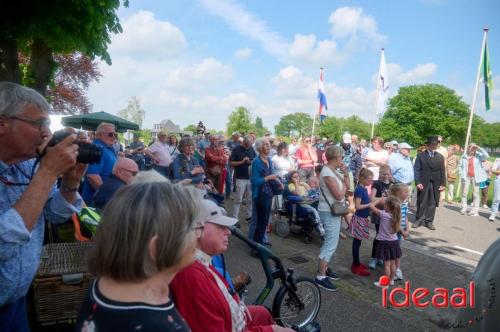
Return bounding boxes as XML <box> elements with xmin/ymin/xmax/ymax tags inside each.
<box><xmin>318</xmin><ymin>210</ymin><xmax>341</xmax><ymax>262</ymax></box>
<box><xmin>461</xmin><ymin>176</ymin><xmax>480</xmax><ymax>214</ymax></box>
<box><xmin>0</xmin><ymin>296</ymin><xmax>30</xmax><ymax>332</ymax></box>
<box><xmin>253</xmin><ymin>195</ymin><xmax>273</xmax><ymax>244</ymax></box>
<box><xmin>248</xmin><ymin>199</ymin><xmax>269</xmax><ymax>243</ymax></box>
<box><xmin>491</xmin><ymin>178</ymin><xmax>500</xmax><ymax>217</ymax></box>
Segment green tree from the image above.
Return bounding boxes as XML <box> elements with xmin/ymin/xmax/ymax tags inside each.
<box><xmin>319</xmin><ymin>116</ymin><xmax>371</xmax><ymax>141</ymax></box>
<box><xmin>376</xmin><ymin>84</ymin><xmax>469</xmax><ymax>147</ymax></box>
<box><xmin>254</xmin><ymin>116</ymin><xmax>270</xmax><ymax>137</ymax></box>
<box><xmin>227</xmin><ymin>106</ymin><xmax>254</xmax><ymax>136</ymax></box>
<box><xmin>183</xmin><ymin>124</ymin><xmax>198</xmax><ymax>134</ymax></box>
<box><xmin>275</xmin><ymin>112</ymin><xmax>313</xmax><ymax>137</ymax></box>
<box><xmin>132</xmin><ymin>129</ymin><xmax>152</xmax><ymax>145</ymax></box>
<box><xmin>0</xmin><ymin>0</ymin><xmax>126</xmax><ymax>96</ymax></box>
<box><xmin>117</xmin><ymin>96</ymin><xmax>146</xmax><ymax>129</ymax></box>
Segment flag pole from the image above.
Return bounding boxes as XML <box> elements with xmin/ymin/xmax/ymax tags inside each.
<box><xmin>456</xmin><ymin>28</ymin><xmax>488</xmax><ymax>199</ymax></box>
<box><xmin>311</xmin><ymin>115</ymin><xmax>316</xmax><ymax>137</ymax></box>
<box><xmin>372</xmin><ymin>48</ymin><xmax>386</xmax><ymax>139</ymax></box>
<box><xmin>464</xmin><ymin>28</ymin><xmax>488</xmax><ymax>154</ymax></box>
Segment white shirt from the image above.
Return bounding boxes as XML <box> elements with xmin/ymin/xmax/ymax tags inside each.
<box><xmin>318</xmin><ymin>165</ymin><xmax>345</xmax><ymax>212</ymax></box>
<box><xmin>365</xmin><ymin>149</ymin><xmax>389</xmax><ymax>180</ymax></box>
<box><xmin>148</xmin><ymin>141</ymin><xmax>172</xmax><ymax>167</ymax></box>
<box><xmin>272</xmin><ymin>155</ymin><xmax>294</xmax><ymax>178</ymax></box>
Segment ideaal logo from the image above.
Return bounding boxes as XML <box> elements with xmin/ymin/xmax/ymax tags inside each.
<box><xmin>379</xmin><ymin>276</ymin><xmax>475</xmax><ymax>308</ymax></box>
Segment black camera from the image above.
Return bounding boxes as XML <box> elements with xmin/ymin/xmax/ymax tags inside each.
<box><xmin>47</xmin><ymin>130</ymin><xmax>102</xmax><ymax>164</ymax></box>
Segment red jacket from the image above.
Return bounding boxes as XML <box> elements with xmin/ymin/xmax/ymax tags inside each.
<box><xmin>205</xmin><ymin>145</ymin><xmax>228</xmax><ymax>170</ymax></box>
<box><xmin>170</xmin><ymin>261</ymin><xmax>272</xmax><ymax>332</ymax></box>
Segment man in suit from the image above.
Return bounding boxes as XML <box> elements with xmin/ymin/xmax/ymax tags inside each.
<box><xmin>412</xmin><ymin>136</ymin><xmax>446</xmax><ymax>230</ymax></box>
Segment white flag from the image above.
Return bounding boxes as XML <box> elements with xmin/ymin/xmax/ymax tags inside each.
<box><xmin>376</xmin><ymin>49</ymin><xmax>389</xmax><ymax>116</ymax></box>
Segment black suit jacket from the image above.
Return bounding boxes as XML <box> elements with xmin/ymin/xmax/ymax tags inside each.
<box><xmin>414</xmin><ymin>151</ymin><xmax>446</xmax><ymax>204</ymax></box>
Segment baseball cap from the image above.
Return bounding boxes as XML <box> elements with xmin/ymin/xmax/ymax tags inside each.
<box><xmin>389</xmin><ymin>140</ymin><xmax>399</xmax><ymax>146</ymax></box>
<box><xmin>398</xmin><ymin>142</ymin><xmax>413</xmax><ymax>149</ymax></box>
<box><xmin>342</xmin><ymin>132</ymin><xmax>352</xmax><ymax>144</ymax></box>
<box><xmin>193</xmin><ymin>199</ymin><xmax>237</xmax><ymax>227</ymax></box>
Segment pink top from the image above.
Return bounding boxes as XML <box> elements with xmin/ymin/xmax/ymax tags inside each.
<box><xmin>376</xmin><ymin>210</ymin><xmax>398</xmax><ymax>241</ymax></box>
<box><xmin>295</xmin><ymin>147</ymin><xmax>317</xmax><ymax>169</ymax></box>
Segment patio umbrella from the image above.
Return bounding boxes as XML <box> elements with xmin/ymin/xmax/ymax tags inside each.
<box><xmin>61</xmin><ymin>111</ymin><xmax>139</xmax><ymax>132</ymax></box>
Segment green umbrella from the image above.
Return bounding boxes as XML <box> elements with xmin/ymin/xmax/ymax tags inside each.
<box><xmin>61</xmin><ymin>111</ymin><xmax>139</xmax><ymax>133</ymax></box>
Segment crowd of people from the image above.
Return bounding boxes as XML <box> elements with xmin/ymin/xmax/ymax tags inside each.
<box><xmin>1</xmin><ymin>81</ymin><xmax>499</xmax><ymax>331</ymax></box>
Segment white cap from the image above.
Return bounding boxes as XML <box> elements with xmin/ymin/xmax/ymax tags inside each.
<box><xmin>389</xmin><ymin>140</ymin><xmax>399</xmax><ymax>146</ymax></box>
<box><xmin>342</xmin><ymin>132</ymin><xmax>352</xmax><ymax>144</ymax></box>
<box><xmin>193</xmin><ymin>199</ymin><xmax>238</xmax><ymax>227</ymax></box>
<box><xmin>398</xmin><ymin>142</ymin><xmax>413</xmax><ymax>149</ymax></box>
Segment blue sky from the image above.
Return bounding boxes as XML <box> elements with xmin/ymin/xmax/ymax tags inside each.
<box><xmin>87</xmin><ymin>0</ymin><xmax>500</xmax><ymax>132</ymax></box>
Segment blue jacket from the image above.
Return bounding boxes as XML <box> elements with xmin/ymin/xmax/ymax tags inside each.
<box><xmin>460</xmin><ymin>147</ymin><xmax>489</xmax><ymax>183</ymax></box>
<box><xmin>250</xmin><ymin>156</ymin><xmax>273</xmax><ymax>199</ymax></box>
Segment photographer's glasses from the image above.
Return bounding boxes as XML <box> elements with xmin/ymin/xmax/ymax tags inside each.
<box><xmin>10</xmin><ymin>116</ymin><xmax>50</xmax><ymax>131</ymax></box>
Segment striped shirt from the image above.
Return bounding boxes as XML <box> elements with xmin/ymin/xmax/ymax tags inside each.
<box><xmin>400</xmin><ymin>201</ymin><xmax>408</xmax><ymax>230</ymax></box>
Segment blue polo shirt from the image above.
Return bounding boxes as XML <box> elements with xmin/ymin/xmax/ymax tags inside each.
<box><xmin>82</xmin><ymin>139</ymin><xmax>117</xmax><ymax>204</ymax></box>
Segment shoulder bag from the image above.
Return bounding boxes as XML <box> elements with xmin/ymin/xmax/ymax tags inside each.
<box><xmin>320</xmin><ymin>170</ymin><xmax>349</xmax><ymax>216</ymax></box>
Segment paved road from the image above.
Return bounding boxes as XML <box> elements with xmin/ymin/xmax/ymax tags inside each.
<box><xmin>223</xmin><ymin>198</ymin><xmax>499</xmax><ymax>332</ymax></box>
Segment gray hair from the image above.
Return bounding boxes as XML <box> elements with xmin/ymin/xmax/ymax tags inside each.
<box><xmin>0</xmin><ymin>82</ymin><xmax>50</xmax><ymax>117</ymax></box>
<box><xmin>178</xmin><ymin>137</ymin><xmax>195</xmax><ymax>151</ymax></box>
<box><xmin>243</xmin><ymin>135</ymin><xmax>252</xmax><ymax>145</ymax></box>
<box><xmin>89</xmin><ymin>181</ymin><xmax>198</xmax><ymax>281</ymax></box>
<box><xmin>132</xmin><ymin>170</ymin><xmax>171</xmax><ymax>184</ymax></box>
<box><xmin>254</xmin><ymin>137</ymin><xmax>269</xmax><ymax>154</ymax></box>
<box><xmin>96</xmin><ymin>122</ymin><xmax>115</xmax><ymax>133</ymax></box>
<box><xmin>324</xmin><ymin>145</ymin><xmax>343</xmax><ymax>161</ymax></box>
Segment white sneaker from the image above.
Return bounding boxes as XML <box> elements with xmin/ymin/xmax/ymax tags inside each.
<box><xmin>489</xmin><ymin>215</ymin><xmax>496</xmax><ymax>221</ymax></box>
<box><xmin>374</xmin><ymin>281</ymin><xmax>392</xmax><ymax>288</ymax></box>
<box><xmin>468</xmin><ymin>212</ymin><xmax>479</xmax><ymax>217</ymax></box>
<box><xmin>395</xmin><ymin>269</ymin><xmax>403</xmax><ymax>280</ymax></box>
<box><xmin>482</xmin><ymin>204</ymin><xmax>489</xmax><ymax>209</ymax></box>
<box><xmin>460</xmin><ymin>209</ymin><xmax>467</xmax><ymax>215</ymax></box>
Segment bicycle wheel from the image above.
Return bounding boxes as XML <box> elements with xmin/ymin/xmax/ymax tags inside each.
<box><xmin>272</xmin><ymin>276</ymin><xmax>321</xmax><ymax>328</ymax></box>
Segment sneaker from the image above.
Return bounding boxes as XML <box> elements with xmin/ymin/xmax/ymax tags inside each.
<box><xmin>374</xmin><ymin>280</ymin><xmax>394</xmax><ymax>288</ymax></box>
<box><xmin>326</xmin><ymin>268</ymin><xmax>340</xmax><ymax>280</ymax></box>
<box><xmin>482</xmin><ymin>204</ymin><xmax>489</xmax><ymax>209</ymax></box>
<box><xmin>368</xmin><ymin>258</ymin><xmax>377</xmax><ymax>270</ymax></box>
<box><xmin>377</xmin><ymin>259</ymin><xmax>384</xmax><ymax>267</ymax></box>
<box><xmin>460</xmin><ymin>209</ymin><xmax>467</xmax><ymax>215</ymax></box>
<box><xmin>468</xmin><ymin>212</ymin><xmax>479</xmax><ymax>217</ymax></box>
<box><xmin>395</xmin><ymin>268</ymin><xmax>403</xmax><ymax>280</ymax></box>
<box><xmin>351</xmin><ymin>264</ymin><xmax>370</xmax><ymax>277</ymax></box>
<box><xmin>315</xmin><ymin>277</ymin><xmax>338</xmax><ymax>291</ymax></box>
<box><xmin>489</xmin><ymin>215</ymin><xmax>496</xmax><ymax>222</ymax></box>
<box><xmin>359</xmin><ymin>263</ymin><xmax>369</xmax><ymax>270</ymax></box>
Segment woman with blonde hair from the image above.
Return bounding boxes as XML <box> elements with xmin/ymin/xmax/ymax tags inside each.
<box><xmin>75</xmin><ymin>182</ymin><xmax>199</xmax><ymax>331</ymax></box>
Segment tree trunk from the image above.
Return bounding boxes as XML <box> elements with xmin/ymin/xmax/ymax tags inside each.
<box><xmin>29</xmin><ymin>38</ymin><xmax>54</xmax><ymax>97</ymax></box>
<box><xmin>0</xmin><ymin>38</ymin><xmax>21</xmax><ymax>83</ymax></box>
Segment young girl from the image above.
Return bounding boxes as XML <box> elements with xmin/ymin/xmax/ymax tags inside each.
<box><xmin>288</xmin><ymin>171</ymin><xmax>325</xmax><ymax>237</ymax></box>
<box><xmin>370</xmin><ymin>196</ymin><xmax>402</xmax><ymax>287</ymax></box>
<box><xmin>368</xmin><ymin>164</ymin><xmax>394</xmax><ymax>269</ymax></box>
<box><xmin>349</xmin><ymin>168</ymin><xmax>373</xmax><ymax>277</ymax></box>
<box><xmin>389</xmin><ymin>183</ymin><xmax>410</xmax><ymax>281</ymax></box>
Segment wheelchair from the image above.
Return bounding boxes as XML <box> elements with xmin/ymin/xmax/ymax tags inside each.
<box><xmin>273</xmin><ymin>184</ymin><xmax>322</xmax><ymax>244</ymax></box>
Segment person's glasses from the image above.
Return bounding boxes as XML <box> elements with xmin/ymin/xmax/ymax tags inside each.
<box><xmin>10</xmin><ymin>116</ymin><xmax>50</xmax><ymax>130</ymax></box>
<box><xmin>192</xmin><ymin>225</ymin><xmax>204</xmax><ymax>237</ymax></box>
<box><xmin>104</xmin><ymin>132</ymin><xmax>118</xmax><ymax>138</ymax></box>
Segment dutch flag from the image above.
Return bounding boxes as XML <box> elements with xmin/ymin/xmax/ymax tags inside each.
<box><xmin>318</xmin><ymin>68</ymin><xmax>328</xmax><ymax>122</ymax></box>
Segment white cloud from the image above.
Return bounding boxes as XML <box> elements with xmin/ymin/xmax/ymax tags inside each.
<box><xmin>234</xmin><ymin>47</ymin><xmax>252</xmax><ymax>59</ymax></box>
<box><xmin>110</xmin><ymin>11</ymin><xmax>187</xmax><ymax>60</ymax></box>
<box><xmin>385</xmin><ymin>62</ymin><xmax>438</xmax><ymax>85</ymax></box>
<box><xmin>165</xmin><ymin>58</ymin><xmax>234</xmax><ymax>91</ymax></box>
<box><xmin>200</xmin><ymin>0</ymin><xmax>385</xmax><ymax>67</ymax></box>
<box><xmin>271</xmin><ymin>66</ymin><xmax>315</xmax><ymax>98</ymax></box>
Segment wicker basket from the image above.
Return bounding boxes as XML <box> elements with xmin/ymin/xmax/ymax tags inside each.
<box><xmin>32</xmin><ymin>242</ymin><xmax>94</xmax><ymax>325</ymax></box>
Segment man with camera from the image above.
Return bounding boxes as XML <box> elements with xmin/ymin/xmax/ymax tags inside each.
<box><xmin>81</xmin><ymin>122</ymin><xmax>118</xmax><ymax>204</ymax></box>
<box><xmin>0</xmin><ymin>82</ymin><xmax>86</xmax><ymax>331</ymax></box>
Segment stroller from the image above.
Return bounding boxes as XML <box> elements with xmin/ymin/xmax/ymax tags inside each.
<box><xmin>273</xmin><ymin>179</ymin><xmax>323</xmax><ymax>243</ymax></box>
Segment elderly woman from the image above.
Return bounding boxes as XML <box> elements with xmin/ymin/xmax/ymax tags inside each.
<box><xmin>250</xmin><ymin>138</ymin><xmax>283</xmax><ymax>251</ymax></box>
<box><xmin>295</xmin><ymin>137</ymin><xmax>318</xmax><ymax>181</ymax></box>
<box><xmin>171</xmin><ymin>137</ymin><xmax>205</xmax><ymax>186</ymax></box>
<box><xmin>459</xmin><ymin>143</ymin><xmax>490</xmax><ymax>216</ymax></box>
<box><xmin>75</xmin><ymin>181</ymin><xmax>199</xmax><ymax>331</ymax></box>
<box><xmin>316</xmin><ymin>146</ymin><xmax>349</xmax><ymax>291</ymax></box>
<box><xmin>272</xmin><ymin>141</ymin><xmax>295</xmax><ymax>180</ymax></box>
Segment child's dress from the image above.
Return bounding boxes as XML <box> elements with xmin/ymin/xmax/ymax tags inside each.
<box><xmin>375</xmin><ymin>210</ymin><xmax>402</xmax><ymax>260</ymax></box>
<box><xmin>349</xmin><ymin>185</ymin><xmax>371</xmax><ymax>240</ymax></box>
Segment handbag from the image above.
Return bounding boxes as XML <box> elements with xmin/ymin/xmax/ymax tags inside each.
<box><xmin>319</xmin><ymin>170</ymin><xmax>349</xmax><ymax>216</ymax></box>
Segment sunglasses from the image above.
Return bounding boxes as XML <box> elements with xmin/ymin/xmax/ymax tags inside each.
<box><xmin>102</xmin><ymin>132</ymin><xmax>118</xmax><ymax>138</ymax></box>
<box><xmin>122</xmin><ymin>169</ymin><xmax>138</xmax><ymax>176</ymax></box>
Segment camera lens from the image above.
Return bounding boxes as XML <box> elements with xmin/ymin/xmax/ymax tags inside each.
<box><xmin>77</xmin><ymin>142</ymin><xmax>102</xmax><ymax>164</ymax></box>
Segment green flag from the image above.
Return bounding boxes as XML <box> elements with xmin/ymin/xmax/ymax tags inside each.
<box><xmin>482</xmin><ymin>38</ymin><xmax>493</xmax><ymax>110</ymax></box>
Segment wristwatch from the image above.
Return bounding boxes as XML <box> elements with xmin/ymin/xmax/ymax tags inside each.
<box><xmin>60</xmin><ymin>184</ymin><xmax>79</xmax><ymax>193</ymax></box>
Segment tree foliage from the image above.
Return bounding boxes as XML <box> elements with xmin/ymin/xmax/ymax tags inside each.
<box><xmin>376</xmin><ymin>84</ymin><xmax>469</xmax><ymax>147</ymax></box>
<box><xmin>274</xmin><ymin>112</ymin><xmax>313</xmax><ymax>137</ymax></box>
<box><xmin>117</xmin><ymin>96</ymin><xmax>146</xmax><ymax>129</ymax></box>
<box><xmin>227</xmin><ymin>106</ymin><xmax>255</xmax><ymax>135</ymax></box>
<box><xmin>318</xmin><ymin>115</ymin><xmax>371</xmax><ymax>141</ymax></box>
<box><xmin>183</xmin><ymin>124</ymin><xmax>198</xmax><ymax>134</ymax></box>
<box><xmin>254</xmin><ymin>116</ymin><xmax>270</xmax><ymax>137</ymax></box>
<box><xmin>0</xmin><ymin>0</ymin><xmax>126</xmax><ymax>96</ymax></box>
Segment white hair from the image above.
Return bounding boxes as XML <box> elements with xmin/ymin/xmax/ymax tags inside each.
<box><xmin>0</xmin><ymin>82</ymin><xmax>50</xmax><ymax>117</ymax></box>
<box><xmin>96</xmin><ymin>122</ymin><xmax>115</xmax><ymax>133</ymax></box>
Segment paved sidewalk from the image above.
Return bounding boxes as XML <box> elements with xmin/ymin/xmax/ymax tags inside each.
<box><xmin>224</xmin><ymin>213</ymin><xmax>475</xmax><ymax>331</ymax></box>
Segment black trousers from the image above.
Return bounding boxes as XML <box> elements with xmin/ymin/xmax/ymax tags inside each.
<box><xmin>416</xmin><ymin>181</ymin><xmax>437</xmax><ymax>225</ymax></box>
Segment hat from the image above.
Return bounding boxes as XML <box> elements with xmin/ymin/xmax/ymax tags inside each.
<box><xmin>398</xmin><ymin>142</ymin><xmax>413</xmax><ymax>149</ymax></box>
<box><xmin>426</xmin><ymin>136</ymin><xmax>439</xmax><ymax>145</ymax></box>
<box><xmin>342</xmin><ymin>132</ymin><xmax>352</xmax><ymax>144</ymax></box>
<box><xmin>193</xmin><ymin>199</ymin><xmax>237</xmax><ymax>227</ymax></box>
<box><xmin>389</xmin><ymin>140</ymin><xmax>398</xmax><ymax>146</ymax></box>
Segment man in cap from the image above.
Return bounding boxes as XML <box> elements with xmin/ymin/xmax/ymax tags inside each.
<box><xmin>389</xmin><ymin>142</ymin><xmax>415</xmax><ymax>210</ymax></box>
<box><xmin>170</xmin><ymin>199</ymin><xmax>293</xmax><ymax>332</ymax></box>
<box><xmin>412</xmin><ymin>136</ymin><xmax>446</xmax><ymax>230</ymax></box>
